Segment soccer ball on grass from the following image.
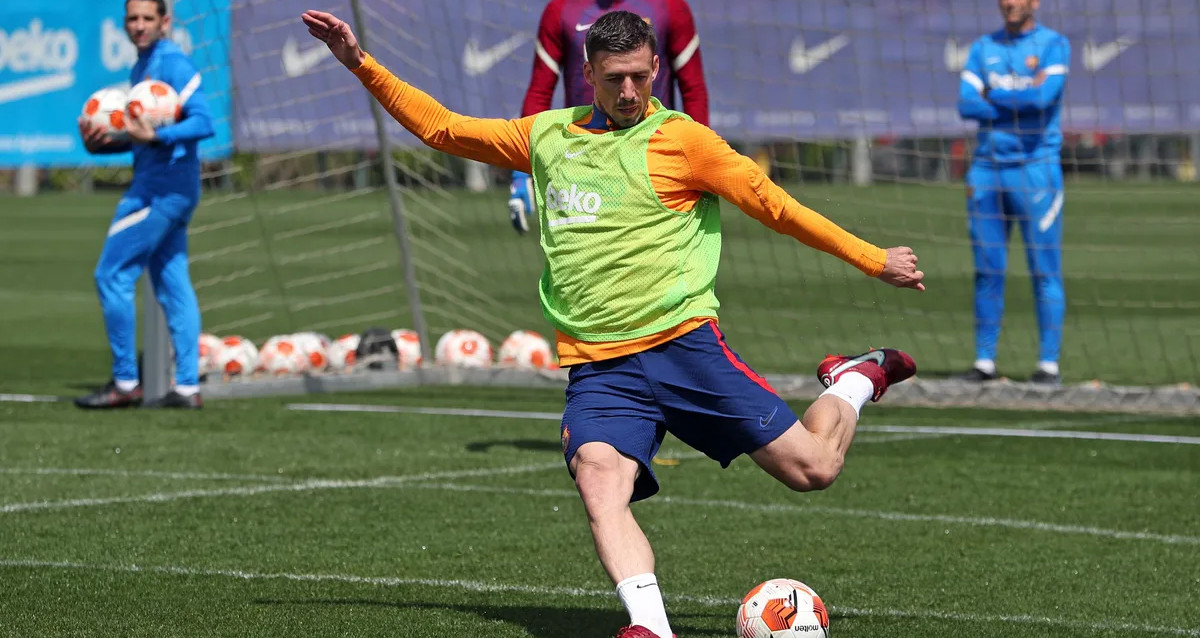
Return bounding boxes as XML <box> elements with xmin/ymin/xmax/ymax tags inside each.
<box><xmin>498</xmin><ymin>330</ymin><xmax>554</xmax><ymax>369</ymax></box>
<box><xmin>327</xmin><ymin>333</ymin><xmax>360</xmax><ymax>371</ymax></box>
<box><xmin>736</xmin><ymin>578</ymin><xmax>830</xmax><ymax>638</ymax></box>
<box><xmin>435</xmin><ymin>329</ymin><xmax>492</xmax><ymax>368</ymax></box>
<box><xmin>257</xmin><ymin>335</ymin><xmax>309</xmax><ymax>375</ymax></box>
<box><xmin>214</xmin><ymin>336</ymin><xmax>258</xmax><ymax>378</ymax></box>
<box><xmin>391</xmin><ymin>328</ymin><xmax>424</xmax><ymax>368</ymax></box>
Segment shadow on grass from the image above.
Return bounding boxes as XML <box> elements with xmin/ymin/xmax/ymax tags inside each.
<box><xmin>254</xmin><ymin>598</ymin><xmax>727</xmax><ymax>637</ymax></box>
<box><xmin>465</xmin><ymin>439</ymin><xmax>562</xmax><ymax>454</ymax></box>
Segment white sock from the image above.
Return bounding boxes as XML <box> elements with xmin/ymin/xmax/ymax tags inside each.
<box><xmin>1037</xmin><ymin>361</ymin><xmax>1059</xmax><ymax>375</ymax></box>
<box><xmin>973</xmin><ymin>358</ymin><xmax>996</xmax><ymax>375</ymax></box>
<box><xmin>115</xmin><ymin>379</ymin><xmax>139</xmax><ymax>393</ymax></box>
<box><xmin>819</xmin><ymin>371</ymin><xmax>874</xmax><ymax>417</ymax></box>
<box><xmin>616</xmin><ymin>573</ymin><xmax>672</xmax><ymax>638</ymax></box>
<box><xmin>174</xmin><ymin>385</ymin><xmax>199</xmax><ymax>397</ymax></box>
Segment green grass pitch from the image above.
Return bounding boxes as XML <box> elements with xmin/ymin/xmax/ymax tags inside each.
<box><xmin>3</xmin><ymin>180</ymin><xmax>1198</xmax><ymax>393</ymax></box>
<box><xmin>0</xmin><ymin>181</ymin><xmax>1198</xmax><ymax>636</ymax></box>
<box><xmin>0</xmin><ymin>390</ymin><xmax>1198</xmax><ymax>637</ymax></box>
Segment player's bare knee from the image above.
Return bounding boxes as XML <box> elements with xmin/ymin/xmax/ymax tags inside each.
<box><xmin>781</xmin><ymin>456</ymin><xmax>843</xmax><ymax>492</ymax></box>
<box><xmin>572</xmin><ymin>445</ymin><xmax>636</xmax><ymax>510</ymax></box>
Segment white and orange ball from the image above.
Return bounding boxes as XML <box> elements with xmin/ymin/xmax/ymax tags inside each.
<box><xmin>292</xmin><ymin>331</ymin><xmax>331</xmax><ymax>372</ymax></box>
<box><xmin>327</xmin><ymin>333</ymin><xmax>360</xmax><ymax>371</ymax></box>
<box><xmin>257</xmin><ymin>335</ymin><xmax>309</xmax><ymax>375</ymax></box>
<box><xmin>214</xmin><ymin>335</ymin><xmax>258</xmax><ymax>378</ymax></box>
<box><xmin>126</xmin><ymin>79</ymin><xmax>180</xmax><ymax>128</ymax></box>
<box><xmin>198</xmin><ymin>332</ymin><xmax>224</xmax><ymax>377</ymax></box>
<box><xmin>737</xmin><ymin>578</ymin><xmax>830</xmax><ymax>638</ymax></box>
<box><xmin>391</xmin><ymin>329</ymin><xmax>424</xmax><ymax>369</ymax></box>
<box><xmin>498</xmin><ymin>330</ymin><xmax>554</xmax><ymax>369</ymax></box>
<box><xmin>435</xmin><ymin>329</ymin><xmax>492</xmax><ymax>368</ymax></box>
<box><xmin>81</xmin><ymin>87</ymin><xmax>129</xmax><ymax>141</ymax></box>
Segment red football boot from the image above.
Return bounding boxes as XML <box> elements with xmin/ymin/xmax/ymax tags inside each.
<box><xmin>817</xmin><ymin>348</ymin><xmax>916</xmax><ymax>401</ymax></box>
<box><xmin>615</xmin><ymin>625</ymin><xmax>675</xmax><ymax>638</ymax></box>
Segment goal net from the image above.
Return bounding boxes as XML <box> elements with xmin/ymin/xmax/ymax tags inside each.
<box><xmin>14</xmin><ymin>0</ymin><xmax>1177</xmax><ymax>403</ymax></box>
<box><xmin>217</xmin><ymin>0</ymin><xmax>1198</xmax><ymax>392</ymax></box>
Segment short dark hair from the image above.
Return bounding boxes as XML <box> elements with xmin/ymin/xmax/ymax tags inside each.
<box><xmin>126</xmin><ymin>0</ymin><xmax>169</xmax><ymax>17</ymax></box>
<box><xmin>585</xmin><ymin>11</ymin><xmax>657</xmax><ymax>61</ymax></box>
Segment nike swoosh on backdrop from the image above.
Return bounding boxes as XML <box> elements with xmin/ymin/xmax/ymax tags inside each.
<box><xmin>789</xmin><ymin>33</ymin><xmax>850</xmax><ymax>74</ymax></box>
<box><xmin>281</xmin><ymin>37</ymin><xmax>330</xmax><ymax>78</ymax></box>
<box><xmin>1082</xmin><ymin>36</ymin><xmax>1136</xmax><ymax>72</ymax></box>
<box><xmin>943</xmin><ymin>39</ymin><xmax>969</xmax><ymax>72</ymax></box>
<box><xmin>0</xmin><ymin>72</ymin><xmax>75</xmax><ymax>105</ymax></box>
<box><xmin>463</xmin><ymin>33</ymin><xmax>532</xmax><ymax>76</ymax></box>
<box><xmin>575</xmin><ymin>22</ymin><xmax>594</xmax><ymax>32</ymax></box>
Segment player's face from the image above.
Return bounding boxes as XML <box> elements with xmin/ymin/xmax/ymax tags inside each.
<box><xmin>125</xmin><ymin>0</ymin><xmax>170</xmax><ymax>52</ymax></box>
<box><xmin>998</xmin><ymin>0</ymin><xmax>1039</xmax><ymax>31</ymax></box>
<box><xmin>584</xmin><ymin>44</ymin><xmax>659</xmax><ymax>129</ymax></box>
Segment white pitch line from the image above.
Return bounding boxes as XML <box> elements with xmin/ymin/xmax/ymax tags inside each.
<box><xmin>0</xmin><ymin>462</ymin><xmax>562</xmax><ymax>514</ymax></box>
<box><xmin>1</xmin><ymin>558</ymin><xmax>1196</xmax><ymax>636</ymax></box>
<box><xmin>0</xmin><ymin>393</ymin><xmax>61</xmax><ymax>403</ymax></box>
<box><xmin>0</xmin><ymin>468</ymin><xmax>291</xmax><ymax>482</ymax></box>
<box><xmin>288</xmin><ymin>403</ymin><xmax>563</xmax><ymax>420</ymax></box>
<box><xmin>858</xmin><ymin>424</ymin><xmax>1200</xmax><ymax>445</ymax></box>
<box><xmin>407</xmin><ymin>482</ymin><xmax>1200</xmax><ymax>546</ymax></box>
<box><xmin>285</xmin><ymin>403</ymin><xmax>1200</xmax><ymax>445</ymax></box>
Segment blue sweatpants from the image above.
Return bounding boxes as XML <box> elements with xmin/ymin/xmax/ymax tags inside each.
<box><xmin>966</xmin><ymin>161</ymin><xmax>1065</xmax><ymax>364</ymax></box>
<box><xmin>95</xmin><ymin>188</ymin><xmax>201</xmax><ymax>387</ymax></box>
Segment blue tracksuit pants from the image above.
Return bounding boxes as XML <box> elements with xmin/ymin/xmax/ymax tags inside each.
<box><xmin>94</xmin><ymin>187</ymin><xmax>201</xmax><ymax>387</ymax></box>
<box><xmin>967</xmin><ymin>160</ymin><xmax>1065</xmax><ymax>364</ymax></box>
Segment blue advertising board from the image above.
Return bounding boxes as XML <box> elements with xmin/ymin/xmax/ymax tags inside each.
<box><xmin>0</xmin><ymin>0</ymin><xmax>231</xmax><ymax>166</ymax></box>
<box><xmin>233</xmin><ymin>0</ymin><xmax>1200</xmax><ymax>150</ymax></box>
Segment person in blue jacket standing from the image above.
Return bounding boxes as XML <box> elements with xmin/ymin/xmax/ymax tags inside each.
<box><xmin>76</xmin><ymin>0</ymin><xmax>213</xmax><ymax>409</ymax></box>
<box><xmin>957</xmin><ymin>0</ymin><xmax>1069</xmax><ymax>385</ymax></box>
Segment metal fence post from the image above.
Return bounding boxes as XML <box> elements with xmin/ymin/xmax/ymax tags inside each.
<box><xmin>349</xmin><ymin>0</ymin><xmax>432</xmax><ymax>365</ymax></box>
<box><xmin>141</xmin><ymin>276</ymin><xmax>172</xmax><ymax>402</ymax></box>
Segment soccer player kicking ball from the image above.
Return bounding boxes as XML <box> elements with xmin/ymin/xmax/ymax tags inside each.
<box><xmin>302</xmin><ymin>9</ymin><xmax>923</xmax><ymax>637</ymax></box>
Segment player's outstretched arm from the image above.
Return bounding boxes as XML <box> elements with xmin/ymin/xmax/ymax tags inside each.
<box><xmin>878</xmin><ymin>246</ymin><xmax>925</xmax><ymax>291</ymax></box>
<box><xmin>301</xmin><ymin>10</ymin><xmax>532</xmax><ymax>172</ymax></box>
<box><xmin>301</xmin><ymin>10</ymin><xmax>364</xmax><ymax>70</ymax></box>
<box><xmin>672</xmin><ymin>119</ymin><xmax>899</xmax><ymax>280</ymax></box>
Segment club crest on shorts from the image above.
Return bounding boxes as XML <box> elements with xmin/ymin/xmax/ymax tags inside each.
<box><xmin>561</xmin><ymin>423</ymin><xmax>570</xmax><ymax>455</ymax></box>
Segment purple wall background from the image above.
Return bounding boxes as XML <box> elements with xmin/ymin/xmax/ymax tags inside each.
<box><xmin>234</xmin><ymin>0</ymin><xmax>1200</xmax><ymax>150</ymax></box>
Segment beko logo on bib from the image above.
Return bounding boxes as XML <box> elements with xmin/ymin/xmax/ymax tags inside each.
<box><xmin>0</xmin><ymin>19</ymin><xmax>78</xmax><ymax>73</ymax></box>
<box><xmin>545</xmin><ymin>181</ymin><xmax>602</xmax><ymax>214</ymax></box>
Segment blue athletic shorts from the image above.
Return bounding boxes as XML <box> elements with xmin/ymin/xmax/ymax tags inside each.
<box><xmin>560</xmin><ymin>321</ymin><xmax>798</xmax><ymax>502</ymax></box>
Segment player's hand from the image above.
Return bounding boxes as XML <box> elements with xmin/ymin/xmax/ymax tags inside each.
<box><xmin>78</xmin><ymin>118</ymin><xmax>110</xmax><ymax>153</ymax></box>
<box><xmin>125</xmin><ymin>113</ymin><xmax>157</xmax><ymax>144</ymax></box>
<box><xmin>878</xmin><ymin>246</ymin><xmax>925</xmax><ymax>291</ymax></box>
<box><xmin>508</xmin><ymin>170</ymin><xmax>535</xmax><ymax>234</ymax></box>
<box><xmin>301</xmin><ymin>10</ymin><xmax>366</xmax><ymax>70</ymax></box>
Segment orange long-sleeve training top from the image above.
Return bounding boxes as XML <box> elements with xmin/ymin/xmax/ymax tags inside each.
<box><xmin>351</xmin><ymin>54</ymin><xmax>888</xmax><ymax>366</ymax></box>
